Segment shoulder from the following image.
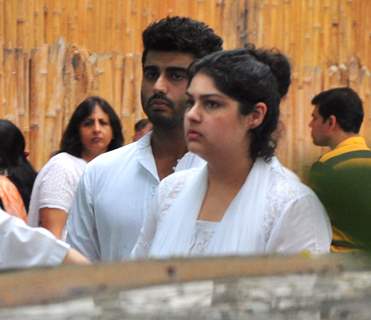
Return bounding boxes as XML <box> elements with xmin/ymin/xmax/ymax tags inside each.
<box><xmin>86</xmin><ymin>142</ymin><xmax>138</xmax><ymax>172</ymax></box>
<box><xmin>268</xmin><ymin>160</ymin><xmax>315</xmax><ymax>206</ymax></box>
<box><xmin>158</xmin><ymin>167</ymin><xmax>204</xmax><ymax>199</ymax></box>
<box><xmin>37</xmin><ymin>153</ymin><xmax>85</xmax><ymax>178</ymax></box>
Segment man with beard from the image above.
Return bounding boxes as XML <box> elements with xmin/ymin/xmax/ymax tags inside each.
<box><xmin>66</xmin><ymin>16</ymin><xmax>223</xmax><ymax>261</ymax></box>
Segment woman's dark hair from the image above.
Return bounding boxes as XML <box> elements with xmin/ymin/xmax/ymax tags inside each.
<box><xmin>0</xmin><ymin>119</ymin><xmax>37</xmax><ymax>210</ymax></box>
<box><xmin>188</xmin><ymin>49</ymin><xmax>282</xmax><ymax>161</ymax></box>
<box><xmin>59</xmin><ymin>96</ymin><xmax>124</xmax><ymax>157</ymax></box>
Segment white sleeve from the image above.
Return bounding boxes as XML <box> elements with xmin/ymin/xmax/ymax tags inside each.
<box><xmin>130</xmin><ymin>192</ymin><xmax>160</xmax><ymax>259</ymax></box>
<box><xmin>66</xmin><ymin>168</ymin><xmax>101</xmax><ymax>262</ymax></box>
<box><xmin>37</xmin><ymin>160</ymin><xmax>78</xmax><ymax>212</ymax></box>
<box><xmin>265</xmin><ymin>193</ymin><xmax>332</xmax><ymax>254</ymax></box>
<box><xmin>0</xmin><ymin>209</ymin><xmax>69</xmax><ymax>269</ymax></box>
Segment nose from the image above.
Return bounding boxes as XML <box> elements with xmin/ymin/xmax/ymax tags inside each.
<box><xmin>93</xmin><ymin>120</ymin><xmax>102</xmax><ymax>132</ymax></box>
<box><xmin>153</xmin><ymin>74</ymin><xmax>168</xmax><ymax>94</ymax></box>
<box><xmin>185</xmin><ymin>103</ymin><xmax>202</xmax><ymax>123</ymax></box>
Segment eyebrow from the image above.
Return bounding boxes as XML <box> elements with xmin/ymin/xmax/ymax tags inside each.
<box><xmin>144</xmin><ymin>65</ymin><xmax>188</xmax><ymax>72</ymax></box>
<box><xmin>186</xmin><ymin>92</ymin><xmax>223</xmax><ymax>99</ymax></box>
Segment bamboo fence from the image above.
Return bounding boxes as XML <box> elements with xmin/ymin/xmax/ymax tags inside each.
<box><xmin>0</xmin><ymin>0</ymin><xmax>370</xmax><ymax>178</ymax></box>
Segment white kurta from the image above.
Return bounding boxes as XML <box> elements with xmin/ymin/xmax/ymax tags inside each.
<box><xmin>0</xmin><ymin>208</ymin><xmax>69</xmax><ymax>269</ymax></box>
<box><xmin>66</xmin><ymin>132</ymin><xmax>205</xmax><ymax>262</ymax></box>
<box><xmin>28</xmin><ymin>152</ymin><xmax>87</xmax><ymax>240</ymax></box>
<box><xmin>132</xmin><ymin>158</ymin><xmax>332</xmax><ymax>259</ymax></box>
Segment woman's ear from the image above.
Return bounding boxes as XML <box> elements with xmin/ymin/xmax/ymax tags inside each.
<box><xmin>246</xmin><ymin>102</ymin><xmax>267</xmax><ymax>129</ymax></box>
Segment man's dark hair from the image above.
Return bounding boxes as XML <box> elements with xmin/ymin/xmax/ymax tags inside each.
<box><xmin>188</xmin><ymin>49</ymin><xmax>281</xmax><ymax>161</ymax></box>
<box><xmin>60</xmin><ymin>96</ymin><xmax>124</xmax><ymax>157</ymax></box>
<box><xmin>142</xmin><ymin>16</ymin><xmax>223</xmax><ymax>64</ymax></box>
<box><xmin>245</xmin><ymin>44</ymin><xmax>291</xmax><ymax>98</ymax></box>
<box><xmin>134</xmin><ymin>118</ymin><xmax>150</xmax><ymax>132</ymax></box>
<box><xmin>311</xmin><ymin>87</ymin><xmax>364</xmax><ymax>133</ymax></box>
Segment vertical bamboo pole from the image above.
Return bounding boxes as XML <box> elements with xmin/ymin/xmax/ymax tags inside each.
<box><xmin>29</xmin><ymin>44</ymin><xmax>48</xmax><ymax>169</ymax></box>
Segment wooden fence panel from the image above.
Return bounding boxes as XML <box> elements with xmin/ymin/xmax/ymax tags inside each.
<box><xmin>0</xmin><ymin>0</ymin><xmax>370</xmax><ymax>176</ymax></box>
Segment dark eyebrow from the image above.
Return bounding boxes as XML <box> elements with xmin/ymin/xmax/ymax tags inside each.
<box><xmin>186</xmin><ymin>93</ymin><xmax>224</xmax><ymax>99</ymax></box>
<box><xmin>165</xmin><ymin>67</ymin><xmax>188</xmax><ymax>73</ymax></box>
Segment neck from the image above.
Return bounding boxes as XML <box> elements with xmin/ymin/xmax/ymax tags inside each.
<box><xmin>329</xmin><ymin>132</ymin><xmax>358</xmax><ymax>150</ymax></box>
<box><xmin>207</xmin><ymin>153</ymin><xmax>254</xmax><ymax>190</ymax></box>
<box><xmin>151</xmin><ymin>126</ymin><xmax>188</xmax><ymax>180</ymax></box>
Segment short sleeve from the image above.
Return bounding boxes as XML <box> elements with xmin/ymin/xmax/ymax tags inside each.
<box><xmin>38</xmin><ymin>160</ymin><xmax>80</xmax><ymax>212</ymax></box>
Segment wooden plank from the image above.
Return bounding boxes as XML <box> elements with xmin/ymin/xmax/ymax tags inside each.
<box><xmin>0</xmin><ymin>254</ymin><xmax>370</xmax><ymax>308</ymax></box>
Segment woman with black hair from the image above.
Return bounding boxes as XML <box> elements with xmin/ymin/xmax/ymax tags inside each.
<box><xmin>0</xmin><ymin>119</ymin><xmax>37</xmax><ymax>222</ymax></box>
<box><xmin>28</xmin><ymin>96</ymin><xmax>124</xmax><ymax>239</ymax></box>
<box><xmin>132</xmin><ymin>49</ymin><xmax>331</xmax><ymax>258</ymax></box>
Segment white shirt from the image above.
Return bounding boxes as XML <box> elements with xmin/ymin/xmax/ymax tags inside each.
<box><xmin>0</xmin><ymin>208</ymin><xmax>69</xmax><ymax>269</ymax></box>
<box><xmin>28</xmin><ymin>152</ymin><xmax>87</xmax><ymax>238</ymax></box>
<box><xmin>132</xmin><ymin>158</ymin><xmax>332</xmax><ymax>259</ymax></box>
<box><xmin>66</xmin><ymin>133</ymin><xmax>205</xmax><ymax>262</ymax></box>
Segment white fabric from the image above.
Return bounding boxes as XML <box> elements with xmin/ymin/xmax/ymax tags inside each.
<box><xmin>189</xmin><ymin>221</ymin><xmax>218</xmax><ymax>255</ymax></box>
<box><xmin>66</xmin><ymin>132</ymin><xmax>205</xmax><ymax>262</ymax></box>
<box><xmin>132</xmin><ymin>158</ymin><xmax>332</xmax><ymax>259</ymax></box>
<box><xmin>28</xmin><ymin>152</ymin><xmax>87</xmax><ymax>239</ymax></box>
<box><xmin>0</xmin><ymin>208</ymin><xmax>69</xmax><ymax>269</ymax></box>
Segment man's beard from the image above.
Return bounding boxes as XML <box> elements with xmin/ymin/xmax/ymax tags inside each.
<box><xmin>142</xmin><ymin>92</ymin><xmax>184</xmax><ymax>129</ymax></box>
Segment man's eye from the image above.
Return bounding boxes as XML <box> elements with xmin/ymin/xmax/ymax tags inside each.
<box><xmin>143</xmin><ymin>69</ymin><xmax>158</xmax><ymax>80</ymax></box>
<box><xmin>169</xmin><ymin>71</ymin><xmax>187</xmax><ymax>81</ymax></box>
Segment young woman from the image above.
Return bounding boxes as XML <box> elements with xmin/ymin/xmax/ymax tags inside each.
<box><xmin>132</xmin><ymin>49</ymin><xmax>331</xmax><ymax>258</ymax></box>
<box><xmin>0</xmin><ymin>119</ymin><xmax>37</xmax><ymax>221</ymax></box>
<box><xmin>28</xmin><ymin>96</ymin><xmax>124</xmax><ymax>239</ymax></box>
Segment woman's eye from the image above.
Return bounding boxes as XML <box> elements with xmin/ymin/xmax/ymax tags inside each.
<box><xmin>99</xmin><ymin>120</ymin><xmax>109</xmax><ymax>126</ymax></box>
<box><xmin>204</xmin><ymin>100</ymin><xmax>220</xmax><ymax>109</ymax></box>
<box><xmin>185</xmin><ymin>99</ymin><xmax>195</xmax><ymax>109</ymax></box>
<box><xmin>82</xmin><ymin>120</ymin><xmax>93</xmax><ymax>127</ymax></box>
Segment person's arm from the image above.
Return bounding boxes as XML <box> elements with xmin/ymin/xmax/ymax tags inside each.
<box><xmin>266</xmin><ymin>193</ymin><xmax>332</xmax><ymax>254</ymax></box>
<box><xmin>66</xmin><ymin>168</ymin><xmax>101</xmax><ymax>261</ymax></box>
<box><xmin>39</xmin><ymin>208</ymin><xmax>67</xmax><ymax>239</ymax></box>
<box><xmin>63</xmin><ymin>248</ymin><xmax>90</xmax><ymax>265</ymax></box>
<box><xmin>0</xmin><ymin>209</ymin><xmax>89</xmax><ymax>269</ymax></box>
<box><xmin>33</xmin><ymin>158</ymin><xmax>78</xmax><ymax>237</ymax></box>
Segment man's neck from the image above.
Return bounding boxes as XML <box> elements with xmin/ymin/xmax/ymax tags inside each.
<box><xmin>329</xmin><ymin>132</ymin><xmax>358</xmax><ymax>150</ymax></box>
<box><xmin>151</xmin><ymin>127</ymin><xmax>188</xmax><ymax>180</ymax></box>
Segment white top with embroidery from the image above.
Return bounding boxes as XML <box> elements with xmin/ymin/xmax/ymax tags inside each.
<box><xmin>28</xmin><ymin>152</ymin><xmax>87</xmax><ymax>240</ymax></box>
<box><xmin>131</xmin><ymin>157</ymin><xmax>332</xmax><ymax>259</ymax></box>
<box><xmin>189</xmin><ymin>220</ymin><xmax>218</xmax><ymax>255</ymax></box>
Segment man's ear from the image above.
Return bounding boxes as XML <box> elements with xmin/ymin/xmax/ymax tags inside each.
<box><xmin>246</xmin><ymin>102</ymin><xmax>268</xmax><ymax>129</ymax></box>
<box><xmin>327</xmin><ymin>115</ymin><xmax>337</xmax><ymax>129</ymax></box>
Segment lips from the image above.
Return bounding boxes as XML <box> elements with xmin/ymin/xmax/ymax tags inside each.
<box><xmin>149</xmin><ymin>99</ymin><xmax>172</xmax><ymax>110</ymax></box>
<box><xmin>186</xmin><ymin>129</ymin><xmax>202</xmax><ymax>141</ymax></box>
<box><xmin>91</xmin><ymin>137</ymin><xmax>103</xmax><ymax>143</ymax></box>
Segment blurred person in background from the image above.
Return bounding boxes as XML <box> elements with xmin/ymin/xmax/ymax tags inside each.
<box><xmin>0</xmin><ymin>119</ymin><xmax>37</xmax><ymax>222</ymax></box>
<box><xmin>28</xmin><ymin>96</ymin><xmax>124</xmax><ymax>239</ymax></box>
<box><xmin>309</xmin><ymin>87</ymin><xmax>371</xmax><ymax>252</ymax></box>
<box><xmin>133</xmin><ymin>118</ymin><xmax>153</xmax><ymax>141</ymax></box>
